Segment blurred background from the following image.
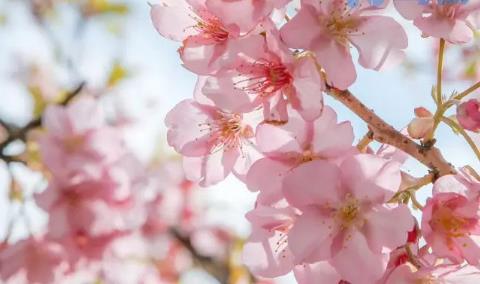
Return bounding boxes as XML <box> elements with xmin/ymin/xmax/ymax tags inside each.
<box><xmin>0</xmin><ymin>0</ymin><xmax>479</xmax><ymax>283</ymax></box>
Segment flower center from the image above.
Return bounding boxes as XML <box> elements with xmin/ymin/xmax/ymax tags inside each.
<box><xmin>324</xmin><ymin>13</ymin><xmax>362</xmax><ymax>46</ymax></box>
<box><xmin>430</xmin><ymin>206</ymin><xmax>469</xmax><ymax>238</ymax></box>
<box><xmin>235</xmin><ymin>60</ymin><xmax>292</xmax><ymax>97</ymax></box>
<box><xmin>199</xmin><ymin>113</ymin><xmax>253</xmax><ymax>153</ymax></box>
<box><xmin>63</xmin><ymin>134</ymin><xmax>86</xmax><ymax>153</ymax></box>
<box><xmin>193</xmin><ymin>12</ymin><xmax>229</xmax><ymax>43</ymax></box>
<box><xmin>337</xmin><ymin>194</ymin><xmax>361</xmax><ymax>228</ymax></box>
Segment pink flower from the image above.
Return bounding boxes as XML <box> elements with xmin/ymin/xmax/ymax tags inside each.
<box><xmin>39</xmin><ymin>96</ymin><xmax>124</xmax><ymax>178</ymax></box>
<box><xmin>394</xmin><ymin>0</ymin><xmax>480</xmax><ymax>44</ymax></box>
<box><xmin>457</xmin><ymin>98</ymin><xmax>480</xmax><ymax>132</ymax></box>
<box><xmin>35</xmin><ymin>164</ymin><xmax>140</xmax><ymax>245</ymax></box>
<box><xmin>242</xmin><ymin>201</ymin><xmax>298</xmax><ymax>278</ymax></box>
<box><xmin>282</xmin><ymin>154</ymin><xmax>414</xmax><ymax>284</ymax></box>
<box><xmin>386</xmin><ymin>263</ymin><xmax>480</xmax><ymax>284</ymax></box>
<box><xmin>165</xmin><ymin>99</ymin><xmax>259</xmax><ymax>186</ymax></box>
<box><xmin>247</xmin><ymin>107</ymin><xmax>354</xmax><ymax>205</ymax></box>
<box><xmin>0</xmin><ymin>237</ymin><xmax>67</xmax><ymax>284</ymax></box>
<box><xmin>422</xmin><ymin>172</ymin><xmax>480</xmax><ymax>265</ymax></box>
<box><xmin>203</xmin><ymin>30</ymin><xmax>325</xmax><ymax>122</ymax></box>
<box><xmin>150</xmin><ymin>0</ymin><xmax>262</xmax><ymax>75</ymax></box>
<box><xmin>280</xmin><ymin>0</ymin><xmax>407</xmax><ymax>89</ymax></box>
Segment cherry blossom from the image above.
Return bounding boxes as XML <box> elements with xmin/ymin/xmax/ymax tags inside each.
<box><xmin>203</xmin><ymin>28</ymin><xmax>325</xmax><ymax>122</ymax></box>
<box><xmin>150</xmin><ymin>0</ymin><xmax>267</xmax><ymax>75</ymax></box>
<box><xmin>0</xmin><ymin>236</ymin><xmax>67</xmax><ymax>284</ymax></box>
<box><xmin>422</xmin><ymin>171</ymin><xmax>480</xmax><ymax>265</ymax></box>
<box><xmin>165</xmin><ymin>98</ymin><xmax>259</xmax><ymax>186</ymax></box>
<box><xmin>394</xmin><ymin>0</ymin><xmax>480</xmax><ymax>44</ymax></box>
<box><xmin>281</xmin><ymin>0</ymin><xmax>407</xmax><ymax>89</ymax></box>
<box><xmin>246</xmin><ymin>107</ymin><xmax>354</xmax><ymax>205</ymax></box>
<box><xmin>282</xmin><ymin>154</ymin><xmax>414</xmax><ymax>283</ymax></box>
<box><xmin>39</xmin><ymin>96</ymin><xmax>125</xmax><ymax>178</ymax></box>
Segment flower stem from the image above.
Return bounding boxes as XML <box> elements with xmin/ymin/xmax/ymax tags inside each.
<box><xmin>325</xmin><ymin>86</ymin><xmax>456</xmax><ymax>178</ymax></box>
<box><xmin>453</xmin><ymin>80</ymin><xmax>480</xmax><ymax>101</ymax></box>
<box><xmin>442</xmin><ymin>117</ymin><xmax>480</xmax><ymax>161</ymax></box>
<box><xmin>356</xmin><ymin>130</ymin><xmax>374</xmax><ymax>152</ymax></box>
<box><xmin>436</xmin><ymin>39</ymin><xmax>445</xmax><ymax>105</ymax></box>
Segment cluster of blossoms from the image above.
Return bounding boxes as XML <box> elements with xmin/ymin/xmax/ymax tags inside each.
<box><xmin>153</xmin><ymin>0</ymin><xmax>480</xmax><ymax>283</ymax></box>
<box><xmin>0</xmin><ymin>95</ymin><xmax>236</xmax><ymax>283</ymax></box>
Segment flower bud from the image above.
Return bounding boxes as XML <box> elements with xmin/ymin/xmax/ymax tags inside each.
<box><xmin>457</xmin><ymin>99</ymin><xmax>480</xmax><ymax>132</ymax></box>
<box><xmin>407</xmin><ymin>107</ymin><xmax>434</xmax><ymax>139</ymax></box>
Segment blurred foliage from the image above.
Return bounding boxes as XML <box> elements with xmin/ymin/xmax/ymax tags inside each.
<box><xmin>107</xmin><ymin>61</ymin><xmax>128</xmax><ymax>87</ymax></box>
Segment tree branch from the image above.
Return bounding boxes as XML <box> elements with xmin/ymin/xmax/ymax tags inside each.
<box><xmin>170</xmin><ymin>228</ymin><xmax>230</xmax><ymax>284</ymax></box>
<box><xmin>325</xmin><ymin>86</ymin><xmax>456</xmax><ymax>178</ymax></box>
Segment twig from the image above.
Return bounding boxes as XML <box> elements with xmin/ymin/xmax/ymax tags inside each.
<box><xmin>442</xmin><ymin>117</ymin><xmax>480</xmax><ymax>162</ymax></box>
<box><xmin>356</xmin><ymin>130</ymin><xmax>374</xmax><ymax>152</ymax></box>
<box><xmin>325</xmin><ymin>86</ymin><xmax>456</xmax><ymax>178</ymax></box>
<box><xmin>170</xmin><ymin>228</ymin><xmax>230</xmax><ymax>284</ymax></box>
<box><xmin>436</xmin><ymin>39</ymin><xmax>445</xmax><ymax>105</ymax></box>
<box><xmin>453</xmin><ymin>80</ymin><xmax>480</xmax><ymax>101</ymax></box>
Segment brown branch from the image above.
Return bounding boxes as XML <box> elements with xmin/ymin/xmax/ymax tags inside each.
<box><xmin>170</xmin><ymin>228</ymin><xmax>230</xmax><ymax>284</ymax></box>
<box><xmin>326</xmin><ymin>86</ymin><xmax>456</xmax><ymax>178</ymax></box>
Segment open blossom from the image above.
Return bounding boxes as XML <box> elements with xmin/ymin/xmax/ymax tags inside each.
<box><xmin>282</xmin><ymin>154</ymin><xmax>414</xmax><ymax>284</ymax></box>
<box><xmin>422</xmin><ymin>171</ymin><xmax>480</xmax><ymax>265</ymax></box>
<box><xmin>150</xmin><ymin>0</ymin><xmax>265</xmax><ymax>75</ymax></box>
<box><xmin>165</xmin><ymin>98</ymin><xmax>259</xmax><ymax>186</ymax></box>
<box><xmin>247</xmin><ymin>107</ymin><xmax>354</xmax><ymax>205</ymax></box>
<box><xmin>35</xmin><ymin>164</ymin><xmax>138</xmax><ymax>241</ymax></box>
<box><xmin>457</xmin><ymin>98</ymin><xmax>480</xmax><ymax>132</ymax></box>
<box><xmin>203</xmin><ymin>29</ymin><xmax>325</xmax><ymax>122</ymax></box>
<box><xmin>394</xmin><ymin>0</ymin><xmax>480</xmax><ymax>44</ymax></box>
<box><xmin>280</xmin><ymin>0</ymin><xmax>407</xmax><ymax>89</ymax></box>
<box><xmin>39</xmin><ymin>96</ymin><xmax>124</xmax><ymax>178</ymax></box>
<box><xmin>0</xmin><ymin>237</ymin><xmax>67</xmax><ymax>284</ymax></box>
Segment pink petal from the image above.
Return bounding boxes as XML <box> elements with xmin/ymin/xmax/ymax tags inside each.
<box><xmin>311</xmin><ymin>106</ymin><xmax>354</xmax><ymax>158</ymax></box>
<box><xmin>350</xmin><ymin>16</ymin><xmax>407</xmax><ymax>71</ymax></box>
<box><xmin>242</xmin><ymin>229</ymin><xmax>294</xmax><ymax>278</ymax></box>
<box><xmin>331</xmin><ymin>230</ymin><xmax>388</xmax><ymax>284</ymax></box>
<box><xmin>182</xmin><ymin>149</ymin><xmax>238</xmax><ymax>186</ymax></box>
<box><xmin>340</xmin><ymin>154</ymin><xmax>401</xmax><ymax>203</ymax></box>
<box><xmin>150</xmin><ymin>1</ymin><xmax>197</xmax><ymax>42</ymax></box>
<box><xmin>246</xmin><ymin>158</ymin><xmax>291</xmax><ymax>205</ymax></box>
<box><xmin>255</xmin><ymin>116</ymin><xmax>307</xmax><ymax>155</ymax></box>
<box><xmin>291</xmin><ymin>56</ymin><xmax>325</xmax><ymax>121</ymax></box>
<box><xmin>165</xmin><ymin>99</ymin><xmax>215</xmax><ymax>156</ymax></box>
<box><xmin>294</xmin><ymin>261</ymin><xmax>341</xmax><ymax>284</ymax></box>
<box><xmin>393</xmin><ymin>0</ymin><xmax>424</xmax><ymax>20</ymax></box>
<box><xmin>312</xmin><ymin>36</ymin><xmax>356</xmax><ymax>90</ymax></box>
<box><xmin>282</xmin><ymin>160</ymin><xmax>342</xmax><ymax>209</ymax></box>
<box><xmin>280</xmin><ymin>5</ymin><xmax>321</xmax><ymax>49</ymax></box>
<box><xmin>363</xmin><ymin>204</ymin><xmax>414</xmax><ymax>253</ymax></box>
<box><xmin>288</xmin><ymin>207</ymin><xmax>337</xmax><ymax>263</ymax></box>
<box><xmin>202</xmin><ymin>71</ymin><xmax>258</xmax><ymax>113</ymax></box>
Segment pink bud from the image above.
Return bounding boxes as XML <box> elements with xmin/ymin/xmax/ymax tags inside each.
<box><xmin>414</xmin><ymin>107</ymin><xmax>433</xmax><ymax>118</ymax></box>
<box><xmin>457</xmin><ymin>99</ymin><xmax>480</xmax><ymax>132</ymax></box>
